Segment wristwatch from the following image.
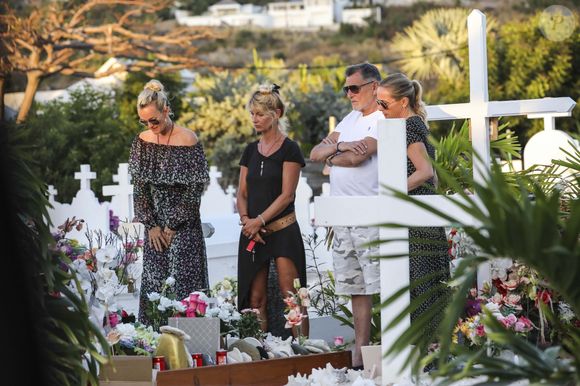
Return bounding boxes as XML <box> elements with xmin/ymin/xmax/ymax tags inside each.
<box><xmin>326</xmin><ymin>154</ymin><xmax>336</xmax><ymax>167</ymax></box>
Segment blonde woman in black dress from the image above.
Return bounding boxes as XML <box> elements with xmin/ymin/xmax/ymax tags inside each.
<box><xmin>376</xmin><ymin>73</ymin><xmax>450</xmax><ymax>336</ymax></box>
<box><xmin>129</xmin><ymin>79</ymin><xmax>209</xmax><ymax>328</ymax></box>
<box><xmin>236</xmin><ymin>84</ymin><xmax>309</xmax><ymax>338</ymax></box>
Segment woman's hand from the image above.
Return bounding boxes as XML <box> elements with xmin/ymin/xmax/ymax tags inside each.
<box><xmin>253</xmin><ymin>232</ymin><xmax>266</xmax><ymax>245</ymax></box>
<box><xmin>163</xmin><ymin>226</ymin><xmax>176</xmax><ymax>246</ymax></box>
<box><xmin>242</xmin><ymin>218</ymin><xmax>263</xmax><ymax>241</ymax></box>
<box><xmin>148</xmin><ymin>226</ymin><xmax>168</xmax><ymax>252</ymax></box>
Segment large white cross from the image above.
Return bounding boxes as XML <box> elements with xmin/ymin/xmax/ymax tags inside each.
<box><xmin>74</xmin><ymin>164</ymin><xmax>97</xmax><ymax>191</ymax></box>
<box><xmin>314</xmin><ymin>10</ymin><xmax>575</xmax><ymax>384</ymax></box>
<box><xmin>102</xmin><ymin>163</ymin><xmax>134</xmax><ymax>221</ymax></box>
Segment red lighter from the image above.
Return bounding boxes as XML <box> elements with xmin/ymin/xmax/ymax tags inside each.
<box><xmin>246</xmin><ymin>239</ymin><xmax>256</xmax><ymax>262</ymax></box>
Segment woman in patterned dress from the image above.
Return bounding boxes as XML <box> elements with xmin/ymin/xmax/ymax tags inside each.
<box><xmin>129</xmin><ymin>79</ymin><xmax>210</xmax><ymax>328</ymax></box>
<box><xmin>375</xmin><ymin>73</ymin><xmax>450</xmax><ymax>336</ymax></box>
<box><xmin>236</xmin><ymin>84</ymin><xmax>309</xmax><ymax>337</ymax></box>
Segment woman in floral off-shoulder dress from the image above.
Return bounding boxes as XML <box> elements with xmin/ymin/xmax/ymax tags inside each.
<box><xmin>128</xmin><ymin>79</ymin><xmax>209</xmax><ymax>328</ymax></box>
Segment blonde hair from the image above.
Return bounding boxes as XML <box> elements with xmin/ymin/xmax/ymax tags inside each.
<box><xmin>247</xmin><ymin>83</ymin><xmax>288</xmax><ymax>133</ymax></box>
<box><xmin>137</xmin><ymin>79</ymin><xmax>172</xmax><ymax>114</ymax></box>
<box><xmin>379</xmin><ymin>73</ymin><xmax>427</xmax><ymax>123</ymax></box>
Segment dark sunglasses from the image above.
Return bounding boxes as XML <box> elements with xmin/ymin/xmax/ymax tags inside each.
<box><xmin>376</xmin><ymin>99</ymin><xmax>392</xmax><ymax>110</ymax></box>
<box><xmin>342</xmin><ymin>80</ymin><xmax>374</xmax><ymax>96</ymax></box>
<box><xmin>138</xmin><ymin>117</ymin><xmax>161</xmax><ymax>127</ymax></box>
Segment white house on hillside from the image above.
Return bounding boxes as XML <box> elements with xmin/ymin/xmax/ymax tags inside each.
<box><xmin>175</xmin><ymin>0</ymin><xmax>380</xmax><ymax>29</ymax></box>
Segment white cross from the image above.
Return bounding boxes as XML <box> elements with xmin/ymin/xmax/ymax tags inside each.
<box><xmin>47</xmin><ymin>185</ymin><xmax>58</xmax><ymax>203</ymax></box>
<box><xmin>527</xmin><ymin>112</ymin><xmax>572</xmax><ymax>131</ymax></box>
<box><xmin>209</xmin><ymin>165</ymin><xmax>222</xmax><ymax>183</ymax></box>
<box><xmin>314</xmin><ymin>10</ymin><xmax>575</xmax><ymax>384</ymax></box>
<box><xmin>74</xmin><ymin>164</ymin><xmax>97</xmax><ymax>191</ymax></box>
<box><xmin>102</xmin><ymin>163</ymin><xmax>134</xmax><ymax>221</ymax></box>
<box><xmin>226</xmin><ymin>184</ymin><xmax>236</xmax><ymax>197</ymax></box>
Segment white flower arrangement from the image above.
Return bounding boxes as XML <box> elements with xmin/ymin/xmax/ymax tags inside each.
<box><xmin>211</xmin><ymin>277</ymin><xmax>237</xmax><ymax>306</ymax></box>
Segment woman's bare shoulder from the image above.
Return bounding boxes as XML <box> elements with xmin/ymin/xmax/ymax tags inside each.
<box><xmin>138</xmin><ymin>130</ymin><xmax>155</xmax><ymax>142</ymax></box>
<box><xmin>173</xmin><ymin>126</ymin><xmax>198</xmax><ymax>146</ymax></box>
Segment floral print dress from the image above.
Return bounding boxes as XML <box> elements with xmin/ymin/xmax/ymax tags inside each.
<box><xmin>129</xmin><ymin>136</ymin><xmax>210</xmax><ymax>327</ymax></box>
<box><xmin>406</xmin><ymin>116</ymin><xmax>451</xmax><ymax>334</ymax></box>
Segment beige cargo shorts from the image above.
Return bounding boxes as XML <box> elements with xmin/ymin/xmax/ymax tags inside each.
<box><xmin>332</xmin><ymin>226</ymin><xmax>380</xmax><ymax>295</ymax></box>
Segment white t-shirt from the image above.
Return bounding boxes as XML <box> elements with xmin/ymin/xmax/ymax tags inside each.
<box><xmin>330</xmin><ymin>110</ymin><xmax>383</xmax><ymax>196</ymax></box>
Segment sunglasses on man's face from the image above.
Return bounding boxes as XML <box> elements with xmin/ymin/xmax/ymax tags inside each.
<box><xmin>138</xmin><ymin>117</ymin><xmax>161</xmax><ymax>127</ymax></box>
<box><xmin>342</xmin><ymin>80</ymin><xmax>374</xmax><ymax>96</ymax></box>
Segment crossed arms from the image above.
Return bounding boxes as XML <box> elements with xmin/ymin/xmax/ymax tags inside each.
<box><xmin>309</xmin><ymin>131</ymin><xmax>377</xmax><ymax>167</ymax></box>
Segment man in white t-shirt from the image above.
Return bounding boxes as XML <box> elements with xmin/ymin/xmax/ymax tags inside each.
<box><xmin>309</xmin><ymin>62</ymin><xmax>382</xmax><ymax>369</ymax></box>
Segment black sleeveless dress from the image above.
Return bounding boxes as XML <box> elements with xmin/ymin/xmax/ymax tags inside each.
<box><xmin>237</xmin><ymin>138</ymin><xmax>307</xmax><ymax>311</ymax></box>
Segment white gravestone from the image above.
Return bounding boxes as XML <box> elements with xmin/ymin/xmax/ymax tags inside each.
<box><xmin>226</xmin><ymin>184</ymin><xmax>237</xmax><ymax>213</ymax></box>
<box><xmin>48</xmin><ymin>185</ymin><xmax>58</xmax><ymax>205</ymax></box>
<box><xmin>523</xmin><ymin>112</ymin><xmax>579</xmax><ymax>181</ymax></box>
<box><xmin>102</xmin><ymin>163</ymin><xmax>134</xmax><ymax>222</ymax></box>
<box><xmin>201</xmin><ymin>166</ymin><xmax>235</xmax><ymax>217</ymax></box>
<box><xmin>51</xmin><ymin>164</ymin><xmax>110</xmax><ymax>241</ymax></box>
<box><xmin>524</xmin><ymin>130</ymin><xmax>578</xmax><ymax>171</ymax></box>
<box><xmin>295</xmin><ymin>171</ymin><xmax>313</xmax><ymax>235</ymax></box>
<box><xmin>314</xmin><ymin>9</ymin><xmax>575</xmax><ymax>384</ymax></box>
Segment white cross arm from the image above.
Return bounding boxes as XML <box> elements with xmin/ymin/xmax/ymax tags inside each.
<box><xmin>313</xmin><ymin>194</ymin><xmax>480</xmax><ymax>228</ymax></box>
<box><xmin>102</xmin><ymin>184</ymin><xmax>134</xmax><ymax>196</ymax></box>
<box><xmin>426</xmin><ymin>97</ymin><xmax>575</xmax><ymax>121</ymax></box>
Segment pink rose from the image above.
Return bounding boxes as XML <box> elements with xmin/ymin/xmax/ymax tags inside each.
<box><xmin>475</xmin><ymin>324</ymin><xmax>486</xmax><ymax>337</ymax></box>
<box><xmin>514</xmin><ymin>316</ymin><xmax>533</xmax><ymax>332</ymax></box>
<box><xmin>188</xmin><ymin>293</ymin><xmax>200</xmax><ymax>303</ymax></box>
<box><xmin>500</xmin><ymin>313</ymin><xmax>517</xmax><ymax>328</ymax></box>
<box><xmin>108</xmin><ymin>312</ymin><xmax>120</xmax><ymax>328</ymax></box>
<box><xmin>196</xmin><ymin>301</ymin><xmax>207</xmax><ymax>316</ymax></box>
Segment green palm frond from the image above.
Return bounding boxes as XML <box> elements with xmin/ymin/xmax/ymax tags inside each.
<box><xmin>3</xmin><ymin>123</ymin><xmax>108</xmax><ymax>385</ymax></box>
<box><xmin>390</xmin><ymin>9</ymin><xmax>497</xmax><ymax>81</ymax></box>
<box><xmin>431</xmin><ymin>119</ymin><xmax>521</xmax><ymax>194</ymax></box>
<box><xmin>376</xmin><ymin>156</ymin><xmax>579</xmax><ymax>382</ymax></box>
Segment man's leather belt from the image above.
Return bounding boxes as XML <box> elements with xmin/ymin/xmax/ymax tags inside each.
<box><xmin>261</xmin><ymin>212</ymin><xmax>296</xmax><ymax>236</ymax></box>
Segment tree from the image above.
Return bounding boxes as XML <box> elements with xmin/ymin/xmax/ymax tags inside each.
<box><xmin>425</xmin><ymin>11</ymin><xmax>579</xmax><ymax>142</ymax></box>
<box><xmin>490</xmin><ymin>12</ymin><xmax>580</xmax><ymax>140</ymax></box>
<box><xmin>24</xmin><ymin>86</ymin><xmax>129</xmax><ymax>203</ymax></box>
<box><xmin>390</xmin><ymin>8</ymin><xmax>497</xmax><ymax>82</ymax></box>
<box><xmin>1</xmin><ymin>0</ymin><xmax>213</xmax><ymax>123</ymax></box>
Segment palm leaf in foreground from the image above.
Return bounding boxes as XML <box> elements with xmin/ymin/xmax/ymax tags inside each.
<box><xmin>376</xmin><ymin>159</ymin><xmax>579</xmax><ymax>382</ymax></box>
